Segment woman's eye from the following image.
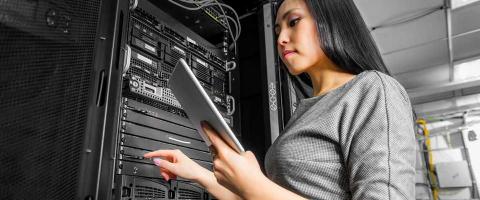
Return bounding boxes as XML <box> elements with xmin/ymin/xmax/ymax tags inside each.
<box><xmin>288</xmin><ymin>18</ymin><xmax>300</xmax><ymax>27</ymax></box>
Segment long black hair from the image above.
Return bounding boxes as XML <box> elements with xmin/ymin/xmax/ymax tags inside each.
<box><xmin>276</xmin><ymin>0</ymin><xmax>418</xmax><ymax>126</ymax></box>
<box><xmin>275</xmin><ymin>0</ymin><xmax>390</xmax><ymax>96</ymax></box>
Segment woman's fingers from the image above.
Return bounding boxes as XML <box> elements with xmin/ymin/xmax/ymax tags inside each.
<box><xmin>160</xmin><ymin>171</ymin><xmax>170</xmax><ymax>181</ymax></box>
<box><xmin>154</xmin><ymin>158</ymin><xmax>179</xmax><ymax>181</ymax></box>
<box><xmin>213</xmin><ymin>170</ymin><xmax>238</xmax><ymax>195</ymax></box>
<box><xmin>145</xmin><ymin>149</ymin><xmax>183</xmax><ymax>160</ymax></box>
<box><xmin>160</xmin><ymin>169</ymin><xmax>177</xmax><ymax>181</ymax></box>
<box><xmin>213</xmin><ymin>158</ymin><xmax>234</xmax><ymax>176</ymax></box>
<box><xmin>162</xmin><ymin>172</ymin><xmax>176</xmax><ymax>181</ymax></box>
<box><xmin>160</xmin><ymin>171</ymin><xmax>167</xmax><ymax>179</ymax></box>
<box><xmin>213</xmin><ymin>170</ymin><xmax>228</xmax><ymax>185</ymax></box>
<box><xmin>153</xmin><ymin>158</ymin><xmax>177</xmax><ymax>173</ymax></box>
<box><xmin>153</xmin><ymin>158</ymin><xmax>173</xmax><ymax>169</ymax></box>
<box><xmin>144</xmin><ymin>149</ymin><xmax>175</xmax><ymax>159</ymax></box>
<box><xmin>244</xmin><ymin>151</ymin><xmax>256</xmax><ymax>160</ymax></box>
<box><xmin>144</xmin><ymin>150</ymin><xmax>180</xmax><ymax>181</ymax></box>
<box><xmin>160</xmin><ymin>168</ymin><xmax>176</xmax><ymax>179</ymax></box>
<box><xmin>144</xmin><ymin>149</ymin><xmax>208</xmax><ymax>181</ymax></box>
<box><xmin>201</xmin><ymin>121</ymin><xmax>234</xmax><ymax>156</ymax></box>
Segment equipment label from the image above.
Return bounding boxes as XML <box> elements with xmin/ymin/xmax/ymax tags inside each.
<box><xmin>137</xmin><ymin>53</ymin><xmax>152</xmax><ymax>65</ymax></box>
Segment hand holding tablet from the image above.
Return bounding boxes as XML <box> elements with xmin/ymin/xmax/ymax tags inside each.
<box><xmin>168</xmin><ymin>58</ymin><xmax>244</xmax><ymax>153</ymax></box>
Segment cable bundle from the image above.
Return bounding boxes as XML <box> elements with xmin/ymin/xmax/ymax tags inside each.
<box><xmin>168</xmin><ymin>0</ymin><xmax>242</xmax><ymax>54</ymax></box>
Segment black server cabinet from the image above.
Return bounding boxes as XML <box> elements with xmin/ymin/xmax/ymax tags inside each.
<box><xmin>97</xmin><ymin>0</ymin><xmax>239</xmax><ymax>199</ymax></box>
<box><xmin>0</xmin><ymin>0</ymin><xmax>122</xmax><ymax>199</ymax></box>
<box><xmin>0</xmin><ymin>0</ymin><xmax>291</xmax><ymax>199</ymax></box>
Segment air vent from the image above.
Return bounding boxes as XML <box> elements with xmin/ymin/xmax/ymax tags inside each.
<box><xmin>123</xmin><ymin>92</ymin><xmax>187</xmax><ymax>118</ymax></box>
<box><xmin>135</xmin><ymin>185</ymin><xmax>166</xmax><ymax>199</ymax></box>
<box><xmin>178</xmin><ymin>188</ymin><xmax>202</xmax><ymax>200</ymax></box>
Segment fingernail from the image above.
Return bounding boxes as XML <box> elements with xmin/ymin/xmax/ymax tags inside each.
<box><xmin>161</xmin><ymin>172</ymin><xmax>169</xmax><ymax>181</ymax></box>
<box><xmin>153</xmin><ymin>158</ymin><xmax>162</xmax><ymax>166</ymax></box>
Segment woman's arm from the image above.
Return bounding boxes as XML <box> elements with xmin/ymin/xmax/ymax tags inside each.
<box><xmin>341</xmin><ymin>73</ymin><xmax>416</xmax><ymax>199</ymax></box>
<box><xmin>144</xmin><ymin>123</ymin><xmax>308</xmax><ymax>200</ymax></box>
<box><xmin>144</xmin><ymin>150</ymin><xmax>242</xmax><ymax>200</ymax></box>
<box><xmin>201</xmin><ymin>122</ymin><xmax>307</xmax><ymax>200</ymax></box>
<box><xmin>145</xmin><ymin>142</ymin><xmax>306</xmax><ymax>200</ymax></box>
<box><xmin>194</xmin><ymin>169</ymin><xmax>242</xmax><ymax>200</ymax></box>
<box><xmin>241</xmin><ymin>176</ymin><xmax>307</xmax><ymax>200</ymax></box>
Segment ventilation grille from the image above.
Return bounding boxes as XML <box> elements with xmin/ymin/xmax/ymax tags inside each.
<box><xmin>209</xmin><ymin>54</ymin><xmax>224</xmax><ymax>67</ymax></box>
<box><xmin>188</xmin><ymin>41</ymin><xmax>209</xmax><ymax>57</ymax></box>
<box><xmin>192</xmin><ymin>67</ymin><xmax>211</xmax><ymax>84</ymax></box>
<box><xmin>123</xmin><ymin>92</ymin><xmax>187</xmax><ymax>118</ymax></box>
<box><xmin>132</xmin><ymin>27</ymin><xmax>158</xmax><ymax>47</ymax></box>
<box><xmin>212</xmin><ymin>69</ymin><xmax>226</xmax><ymax>80</ymax></box>
<box><xmin>131</xmin><ymin>51</ymin><xmax>158</xmax><ymax>74</ymax></box>
<box><xmin>199</xmin><ymin>81</ymin><xmax>213</xmax><ymax>93</ymax></box>
<box><xmin>160</xmin><ymin>62</ymin><xmax>174</xmax><ymax>74</ymax></box>
<box><xmin>162</xmin><ymin>25</ymin><xmax>185</xmax><ymax>44</ymax></box>
<box><xmin>0</xmin><ymin>0</ymin><xmax>101</xmax><ymax>199</ymax></box>
<box><xmin>159</xmin><ymin>72</ymin><xmax>171</xmax><ymax>81</ymax></box>
<box><xmin>131</xmin><ymin>17</ymin><xmax>159</xmax><ymax>42</ymax></box>
<box><xmin>135</xmin><ymin>185</ymin><xmax>166</xmax><ymax>199</ymax></box>
<box><xmin>129</xmin><ymin>62</ymin><xmax>157</xmax><ymax>83</ymax></box>
<box><xmin>178</xmin><ymin>188</ymin><xmax>202</xmax><ymax>200</ymax></box>
<box><xmin>212</xmin><ymin>78</ymin><xmax>225</xmax><ymax>97</ymax></box>
<box><xmin>158</xmin><ymin>80</ymin><xmax>168</xmax><ymax>88</ymax></box>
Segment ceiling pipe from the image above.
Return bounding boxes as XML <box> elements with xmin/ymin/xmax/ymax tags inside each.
<box><xmin>382</xmin><ymin>26</ymin><xmax>480</xmax><ymax>56</ymax></box>
<box><xmin>446</xmin><ymin>0</ymin><xmax>455</xmax><ymax>82</ymax></box>
<box><xmin>414</xmin><ymin>93</ymin><xmax>480</xmax><ymax>116</ymax></box>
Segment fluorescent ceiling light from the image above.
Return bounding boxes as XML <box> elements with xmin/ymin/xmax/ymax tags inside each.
<box><xmin>452</xmin><ymin>0</ymin><xmax>480</xmax><ymax>9</ymax></box>
<box><xmin>454</xmin><ymin>57</ymin><xmax>480</xmax><ymax>81</ymax></box>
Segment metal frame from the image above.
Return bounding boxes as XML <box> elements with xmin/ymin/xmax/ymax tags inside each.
<box><xmin>90</xmin><ymin>0</ymin><xmax>130</xmax><ymax>199</ymax></box>
<box><xmin>461</xmin><ymin>116</ymin><xmax>480</xmax><ymax>198</ymax></box>
<box><xmin>259</xmin><ymin>2</ymin><xmax>285</xmax><ymax>143</ymax></box>
<box><xmin>446</xmin><ymin>0</ymin><xmax>455</xmax><ymax>82</ymax></box>
<box><xmin>70</xmin><ymin>0</ymin><xmax>125</xmax><ymax>199</ymax></box>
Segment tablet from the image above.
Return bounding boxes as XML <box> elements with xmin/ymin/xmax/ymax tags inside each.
<box><xmin>168</xmin><ymin>58</ymin><xmax>245</xmax><ymax>153</ymax></box>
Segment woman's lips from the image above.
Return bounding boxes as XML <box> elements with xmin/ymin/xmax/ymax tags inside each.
<box><xmin>283</xmin><ymin>50</ymin><xmax>296</xmax><ymax>58</ymax></box>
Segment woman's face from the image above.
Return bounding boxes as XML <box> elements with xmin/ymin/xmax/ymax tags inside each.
<box><xmin>275</xmin><ymin>0</ymin><xmax>327</xmax><ymax>75</ymax></box>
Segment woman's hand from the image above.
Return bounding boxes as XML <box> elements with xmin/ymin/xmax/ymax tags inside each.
<box><xmin>144</xmin><ymin>122</ymin><xmax>306</xmax><ymax>200</ymax></box>
<box><xmin>143</xmin><ymin>149</ymin><xmax>210</xmax><ymax>182</ymax></box>
<box><xmin>201</xmin><ymin>121</ymin><xmax>270</xmax><ymax>198</ymax></box>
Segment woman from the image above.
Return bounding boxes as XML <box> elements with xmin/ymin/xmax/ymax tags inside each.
<box><xmin>144</xmin><ymin>0</ymin><xmax>416</xmax><ymax>199</ymax></box>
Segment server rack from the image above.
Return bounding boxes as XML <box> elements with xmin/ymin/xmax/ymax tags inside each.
<box><xmin>97</xmin><ymin>0</ymin><xmax>240</xmax><ymax>199</ymax></box>
<box><xmin>0</xmin><ymin>0</ymin><xmax>293</xmax><ymax>199</ymax></box>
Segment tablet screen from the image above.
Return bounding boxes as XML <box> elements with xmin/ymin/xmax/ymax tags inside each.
<box><xmin>168</xmin><ymin>58</ymin><xmax>244</xmax><ymax>153</ymax></box>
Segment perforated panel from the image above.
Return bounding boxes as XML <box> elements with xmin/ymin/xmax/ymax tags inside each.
<box><xmin>178</xmin><ymin>188</ymin><xmax>202</xmax><ymax>200</ymax></box>
<box><xmin>0</xmin><ymin>0</ymin><xmax>101</xmax><ymax>199</ymax></box>
<box><xmin>135</xmin><ymin>185</ymin><xmax>166</xmax><ymax>199</ymax></box>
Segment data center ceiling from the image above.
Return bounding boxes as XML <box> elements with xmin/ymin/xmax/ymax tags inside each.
<box><xmin>353</xmin><ymin>0</ymin><xmax>480</xmax><ymax>108</ymax></box>
<box><xmin>224</xmin><ymin>0</ymin><xmax>480</xmax><ymax>113</ymax></box>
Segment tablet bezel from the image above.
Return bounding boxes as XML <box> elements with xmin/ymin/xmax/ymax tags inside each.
<box><xmin>168</xmin><ymin>58</ymin><xmax>245</xmax><ymax>153</ymax></box>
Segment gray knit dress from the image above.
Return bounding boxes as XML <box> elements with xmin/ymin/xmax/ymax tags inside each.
<box><xmin>264</xmin><ymin>71</ymin><xmax>416</xmax><ymax>200</ymax></box>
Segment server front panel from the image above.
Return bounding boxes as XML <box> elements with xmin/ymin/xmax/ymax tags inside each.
<box><xmin>113</xmin><ymin>1</ymin><xmax>237</xmax><ymax>199</ymax></box>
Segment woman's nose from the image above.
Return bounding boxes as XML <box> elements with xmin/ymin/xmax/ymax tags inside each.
<box><xmin>276</xmin><ymin>30</ymin><xmax>290</xmax><ymax>46</ymax></box>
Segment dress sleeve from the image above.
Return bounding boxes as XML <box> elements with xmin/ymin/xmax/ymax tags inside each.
<box><xmin>339</xmin><ymin>72</ymin><xmax>416</xmax><ymax>200</ymax></box>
